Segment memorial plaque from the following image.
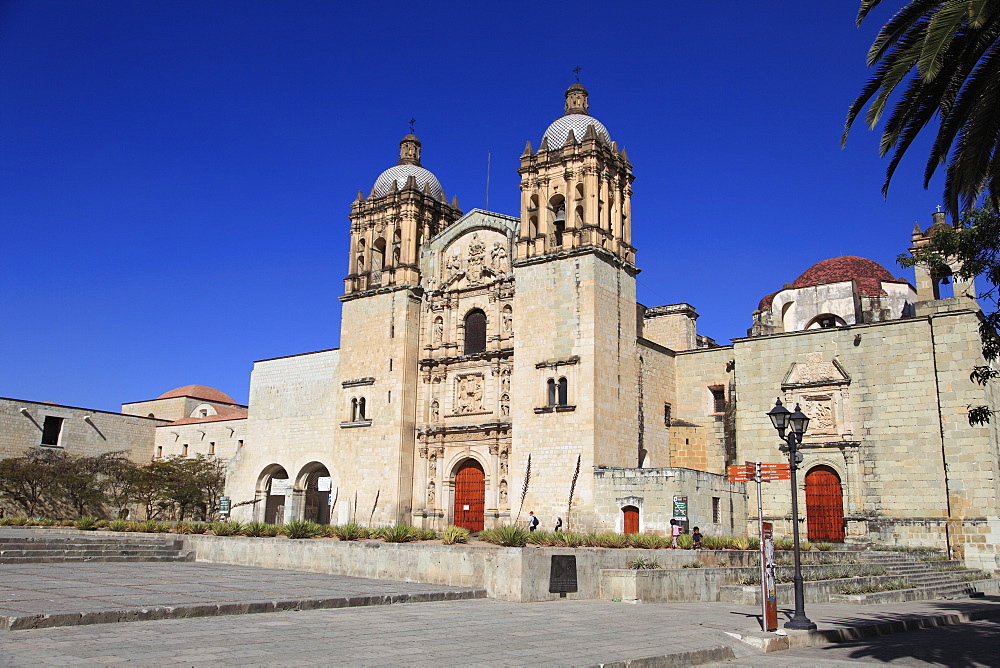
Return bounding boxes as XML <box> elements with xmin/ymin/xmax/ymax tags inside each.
<box><xmin>549</xmin><ymin>555</ymin><xmax>578</xmax><ymax>593</ymax></box>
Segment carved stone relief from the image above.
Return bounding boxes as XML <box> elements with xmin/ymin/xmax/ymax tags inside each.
<box><xmin>803</xmin><ymin>394</ymin><xmax>836</xmax><ymax>434</ymax></box>
<box><xmin>456</xmin><ymin>374</ymin><xmax>485</xmax><ymax>413</ymax></box>
<box><xmin>427</xmin><ymin>481</ymin><xmax>435</xmax><ymax>507</ymax></box>
<box><xmin>499</xmin><ymin>480</ymin><xmax>508</xmax><ymax>506</ymax></box>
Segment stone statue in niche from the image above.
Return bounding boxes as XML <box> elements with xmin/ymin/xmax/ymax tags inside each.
<box><xmin>429</xmin><ymin>453</ymin><xmax>437</xmax><ymax>478</ymax></box>
<box><xmin>433</xmin><ymin>317</ymin><xmax>443</xmax><ymax>345</ymax></box>
<box><xmin>501</xmin><ymin>370</ymin><xmax>510</xmax><ymax>392</ymax></box>
<box><xmin>446</xmin><ymin>252</ymin><xmax>462</xmax><ymax>278</ymax></box>
<box><xmin>456</xmin><ymin>375</ymin><xmax>484</xmax><ymax>413</ymax></box>
<box><xmin>502</xmin><ymin>307</ymin><xmax>512</xmax><ymax>333</ymax></box>
<box><xmin>427</xmin><ymin>481</ymin><xmax>435</xmax><ymax>507</ymax></box>
<box><xmin>499</xmin><ymin>480</ymin><xmax>508</xmax><ymax>506</ymax></box>
<box><xmin>491</xmin><ymin>242</ymin><xmax>509</xmax><ymax>273</ymax></box>
<box><xmin>499</xmin><ymin>450</ymin><xmax>508</xmax><ymax>477</ymax></box>
<box><xmin>430</xmin><ymin>400</ymin><xmax>440</xmax><ymax>422</ymax></box>
<box><xmin>500</xmin><ymin>393</ymin><xmax>510</xmax><ymax>417</ymax></box>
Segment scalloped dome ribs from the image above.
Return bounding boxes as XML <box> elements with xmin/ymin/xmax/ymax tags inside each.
<box><xmin>156</xmin><ymin>384</ymin><xmax>238</xmax><ymax>404</ymax></box>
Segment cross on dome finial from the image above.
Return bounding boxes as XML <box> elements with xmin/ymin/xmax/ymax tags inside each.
<box><xmin>936</xmin><ymin>204</ymin><xmax>942</xmax><ymax>212</ymax></box>
<box><xmin>573</xmin><ymin>65</ymin><xmax>582</xmax><ymax>83</ymax></box>
<box><xmin>409</xmin><ymin>117</ymin><xmax>416</xmax><ymax>133</ymax></box>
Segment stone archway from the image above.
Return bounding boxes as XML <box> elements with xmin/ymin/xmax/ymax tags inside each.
<box><xmin>295</xmin><ymin>462</ymin><xmax>332</xmax><ymax>525</ymax></box>
<box><xmin>256</xmin><ymin>464</ymin><xmax>289</xmax><ymax>525</ymax></box>
<box><xmin>805</xmin><ymin>465</ymin><xmax>845</xmax><ymax>542</ymax></box>
<box><xmin>452</xmin><ymin>459</ymin><xmax>485</xmax><ymax>532</ymax></box>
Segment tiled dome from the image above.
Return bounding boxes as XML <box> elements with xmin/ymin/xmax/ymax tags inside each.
<box><xmin>542</xmin><ymin>114</ymin><xmax>611</xmax><ymax>147</ymax></box>
<box><xmin>758</xmin><ymin>256</ymin><xmax>899</xmax><ymax>310</ymax></box>
<box><xmin>372</xmin><ymin>164</ymin><xmax>444</xmax><ymax>199</ymax></box>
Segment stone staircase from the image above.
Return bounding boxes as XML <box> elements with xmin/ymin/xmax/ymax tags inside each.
<box><xmin>830</xmin><ymin>552</ymin><xmax>999</xmax><ymax>603</ymax></box>
<box><xmin>0</xmin><ymin>534</ymin><xmax>194</xmax><ymax>564</ymax></box>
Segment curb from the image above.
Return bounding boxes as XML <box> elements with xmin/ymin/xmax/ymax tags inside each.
<box><xmin>725</xmin><ymin>603</ymin><xmax>1000</xmax><ymax>653</ymax></box>
<box><xmin>597</xmin><ymin>644</ymin><xmax>737</xmax><ymax>667</ymax></box>
<box><xmin>0</xmin><ymin>588</ymin><xmax>487</xmax><ymax>631</ymax></box>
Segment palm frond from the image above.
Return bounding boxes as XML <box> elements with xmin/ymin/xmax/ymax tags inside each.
<box><xmin>919</xmin><ymin>0</ymin><xmax>972</xmax><ymax>80</ymax></box>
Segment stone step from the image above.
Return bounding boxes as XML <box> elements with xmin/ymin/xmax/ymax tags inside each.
<box><xmin>0</xmin><ymin>553</ymin><xmax>195</xmax><ymax>564</ymax></box>
<box><xmin>829</xmin><ymin>578</ymin><xmax>999</xmax><ymax>605</ymax></box>
<box><xmin>0</xmin><ymin>548</ymin><xmax>187</xmax><ymax>558</ymax></box>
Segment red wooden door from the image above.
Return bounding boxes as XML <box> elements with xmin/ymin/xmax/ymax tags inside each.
<box><xmin>622</xmin><ymin>506</ymin><xmax>639</xmax><ymax>534</ymax></box>
<box><xmin>453</xmin><ymin>460</ymin><xmax>485</xmax><ymax>532</ymax></box>
<box><xmin>805</xmin><ymin>466</ymin><xmax>845</xmax><ymax>542</ymax></box>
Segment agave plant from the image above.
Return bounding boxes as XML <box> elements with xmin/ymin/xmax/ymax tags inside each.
<box><xmin>816</xmin><ymin>542</ymin><xmax>833</xmax><ymax>552</ymax></box>
<box><xmin>701</xmin><ymin>535</ymin><xmax>726</xmax><ymax>550</ymax></box>
<box><xmin>480</xmin><ymin>525</ymin><xmax>529</xmax><ymax>547</ymax></box>
<box><xmin>283</xmin><ymin>520</ymin><xmax>322</xmax><ymax>539</ymax></box>
<box><xmin>242</xmin><ymin>521</ymin><xmax>272</xmax><ymax>537</ymax></box>
<box><xmin>630</xmin><ymin>533</ymin><xmax>664</xmax><ymax>550</ymax></box>
<box><xmin>381</xmin><ymin>523</ymin><xmax>418</xmax><ymax>543</ymax></box>
<box><xmin>107</xmin><ymin>519</ymin><xmax>129</xmax><ymax>532</ymax></box>
<box><xmin>599</xmin><ymin>532</ymin><xmax>630</xmax><ymax>549</ymax></box>
<box><xmin>627</xmin><ymin>556</ymin><xmax>661</xmax><ymax>569</ymax></box>
<box><xmin>441</xmin><ymin>525</ymin><xmax>470</xmax><ymax>545</ymax></box>
<box><xmin>188</xmin><ymin>522</ymin><xmax>209</xmax><ymax>534</ymax></box>
<box><xmin>526</xmin><ymin>529</ymin><xmax>551</xmax><ymax>545</ymax></box>
<box><xmin>333</xmin><ymin>522</ymin><xmax>365</xmax><ymax>541</ymax></box>
<box><xmin>676</xmin><ymin>534</ymin><xmax>694</xmax><ymax>550</ymax></box>
<box><xmin>173</xmin><ymin>521</ymin><xmax>193</xmax><ymax>534</ymax></box>
<box><xmin>211</xmin><ymin>521</ymin><xmax>243</xmax><ymax>537</ymax></box>
<box><xmin>774</xmin><ymin>538</ymin><xmax>795</xmax><ymax>551</ymax></box>
<box><xmin>729</xmin><ymin>537</ymin><xmax>750</xmax><ymax>551</ymax></box>
<box><xmin>74</xmin><ymin>516</ymin><xmax>98</xmax><ymax>531</ymax></box>
<box><xmin>415</xmin><ymin>529</ymin><xmax>437</xmax><ymax>541</ymax></box>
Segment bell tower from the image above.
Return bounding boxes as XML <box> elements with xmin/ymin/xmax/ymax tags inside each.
<box><xmin>516</xmin><ymin>84</ymin><xmax>635</xmax><ymax>265</ymax></box>
<box><xmin>345</xmin><ymin>134</ymin><xmax>461</xmax><ymax>295</ymax></box>
<box><xmin>909</xmin><ymin>210</ymin><xmax>976</xmax><ymax>302</ymax></box>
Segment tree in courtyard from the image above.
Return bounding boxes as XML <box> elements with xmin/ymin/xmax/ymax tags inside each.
<box><xmin>844</xmin><ymin>1</ymin><xmax>1000</xmax><ymax>219</ymax></box>
<box><xmin>48</xmin><ymin>450</ymin><xmax>109</xmax><ymax>518</ymax></box>
<box><xmin>0</xmin><ymin>450</ymin><xmax>53</xmax><ymax>516</ymax></box>
<box><xmin>901</xmin><ymin>205</ymin><xmax>1000</xmax><ymax>423</ymax></box>
<box><xmin>95</xmin><ymin>453</ymin><xmax>140</xmax><ymax>519</ymax></box>
<box><xmin>158</xmin><ymin>455</ymin><xmax>227</xmax><ymax>521</ymax></box>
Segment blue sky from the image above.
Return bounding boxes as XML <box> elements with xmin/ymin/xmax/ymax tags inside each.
<box><xmin>2</xmin><ymin>1</ymin><xmax>946</xmax><ymax>411</ymax></box>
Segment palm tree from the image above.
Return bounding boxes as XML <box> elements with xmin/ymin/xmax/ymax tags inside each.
<box><xmin>844</xmin><ymin>1</ymin><xmax>1000</xmax><ymax>219</ymax></box>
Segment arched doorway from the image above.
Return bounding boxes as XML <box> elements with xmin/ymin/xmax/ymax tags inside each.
<box><xmin>453</xmin><ymin>459</ymin><xmax>485</xmax><ymax>532</ymax></box>
<box><xmin>622</xmin><ymin>506</ymin><xmax>639</xmax><ymax>534</ymax></box>
<box><xmin>805</xmin><ymin>465</ymin><xmax>845</xmax><ymax>542</ymax></box>
<box><xmin>297</xmin><ymin>462</ymin><xmax>332</xmax><ymax>525</ymax></box>
<box><xmin>258</xmin><ymin>465</ymin><xmax>289</xmax><ymax>525</ymax></box>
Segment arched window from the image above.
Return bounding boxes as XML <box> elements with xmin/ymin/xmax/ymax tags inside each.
<box><xmin>351</xmin><ymin>398</ymin><xmax>358</xmax><ymax>422</ymax></box>
<box><xmin>547</xmin><ymin>378</ymin><xmax>556</xmax><ymax>406</ymax></box>
<box><xmin>528</xmin><ymin>215</ymin><xmax>538</xmax><ymax>239</ymax></box>
<box><xmin>372</xmin><ymin>238</ymin><xmax>386</xmax><ymax>274</ymax></box>
<box><xmin>575</xmin><ymin>183</ymin><xmax>585</xmax><ymax>201</ymax></box>
<box><xmin>550</xmin><ymin>195</ymin><xmax>566</xmax><ymax>246</ymax></box>
<box><xmin>806</xmin><ymin>314</ymin><xmax>846</xmax><ymax>330</ymax></box>
<box><xmin>464</xmin><ymin>309</ymin><xmax>487</xmax><ymax>355</ymax></box>
<box><xmin>358</xmin><ymin>397</ymin><xmax>366</xmax><ymax>420</ymax></box>
<box><xmin>557</xmin><ymin>377</ymin><xmax>568</xmax><ymax>406</ymax></box>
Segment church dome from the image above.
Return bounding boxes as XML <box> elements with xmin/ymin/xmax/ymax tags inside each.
<box><xmin>372</xmin><ymin>164</ymin><xmax>444</xmax><ymax>199</ymax></box>
<box><xmin>157</xmin><ymin>384</ymin><xmax>237</xmax><ymax>404</ymax></box>
<box><xmin>543</xmin><ymin>114</ymin><xmax>612</xmax><ymax>147</ymax></box>
<box><xmin>791</xmin><ymin>256</ymin><xmax>896</xmax><ymax>295</ymax></box>
<box><xmin>541</xmin><ymin>83</ymin><xmax>612</xmax><ymax>147</ymax></box>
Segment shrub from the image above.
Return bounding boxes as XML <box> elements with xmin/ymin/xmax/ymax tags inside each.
<box><xmin>747</xmin><ymin>537</ymin><xmax>760</xmax><ymax>551</ymax></box>
<box><xmin>774</xmin><ymin>538</ymin><xmax>795</xmax><ymax>551</ymax></box>
<box><xmin>188</xmin><ymin>522</ymin><xmax>209</xmax><ymax>534</ymax></box>
<box><xmin>262</xmin><ymin>523</ymin><xmax>281</xmax><ymax>537</ymax></box>
<box><xmin>596</xmin><ymin>532</ymin><xmax>629</xmax><ymax>549</ymax></box>
<box><xmin>933</xmin><ymin>563</ymin><xmax>968</xmax><ymax>572</ymax></box>
<box><xmin>550</xmin><ymin>531</ymin><xmax>584</xmax><ymax>548</ymax></box>
<box><xmin>480</xmin><ymin>525</ymin><xmax>529</xmax><ymax>547</ymax></box>
<box><xmin>59</xmin><ymin>519</ymin><xmax>75</xmax><ymax>527</ymax></box>
<box><xmin>960</xmin><ymin>572</ymin><xmax>990</xmax><ymax>582</ymax></box>
<box><xmin>917</xmin><ymin>554</ymin><xmax>950</xmax><ymax>562</ymax></box>
<box><xmin>441</xmin><ymin>525</ymin><xmax>470</xmax><ymax>545</ymax></box>
<box><xmin>173</xmin><ymin>522</ymin><xmax>192</xmax><ymax>534</ymax></box>
<box><xmin>627</xmin><ymin>556</ymin><xmax>661</xmax><ymax>569</ymax></box>
<box><xmin>701</xmin><ymin>535</ymin><xmax>726</xmax><ymax>550</ymax></box>
<box><xmin>682</xmin><ymin>560</ymin><xmax>704</xmax><ymax>568</ymax></box>
<box><xmin>526</xmin><ymin>529</ymin><xmax>551</xmax><ymax>545</ymax></box>
<box><xmin>137</xmin><ymin>520</ymin><xmax>169</xmax><ymax>533</ymax></box>
<box><xmin>728</xmin><ymin>537</ymin><xmax>750</xmax><ymax>551</ymax></box>
<box><xmin>10</xmin><ymin>516</ymin><xmax>28</xmax><ymax>526</ymax></box>
<box><xmin>676</xmin><ymin>533</ymin><xmax>695</xmax><ymax>550</ymax></box>
<box><xmin>381</xmin><ymin>523</ymin><xmax>418</xmax><ymax>543</ymax></box>
<box><xmin>333</xmin><ymin>523</ymin><xmax>366</xmax><ymax>541</ymax></box>
<box><xmin>283</xmin><ymin>520</ymin><xmax>322</xmax><ymax>539</ymax></box>
<box><xmin>39</xmin><ymin>518</ymin><xmax>59</xmax><ymax>526</ymax></box>
<box><xmin>839</xmin><ymin>578</ymin><xmax>910</xmax><ymax>595</ymax></box>
<box><xmin>107</xmin><ymin>519</ymin><xmax>129</xmax><ymax>532</ymax></box>
<box><xmin>320</xmin><ymin>524</ymin><xmax>336</xmax><ymax>538</ymax></box>
<box><xmin>211</xmin><ymin>521</ymin><xmax>242</xmax><ymax>537</ymax></box>
<box><xmin>415</xmin><ymin>529</ymin><xmax>437</xmax><ymax>541</ymax></box>
<box><xmin>74</xmin><ymin>516</ymin><xmax>98</xmax><ymax>531</ymax></box>
<box><xmin>95</xmin><ymin>519</ymin><xmax>109</xmax><ymax>529</ymax></box>
<box><xmin>242</xmin><ymin>522</ymin><xmax>272</xmax><ymax>538</ymax></box>
<box><xmin>630</xmin><ymin>533</ymin><xmax>663</xmax><ymax>549</ymax></box>
<box><xmin>799</xmin><ymin>541</ymin><xmax>814</xmax><ymax>551</ymax></box>
<box><xmin>816</xmin><ymin>542</ymin><xmax>833</xmax><ymax>551</ymax></box>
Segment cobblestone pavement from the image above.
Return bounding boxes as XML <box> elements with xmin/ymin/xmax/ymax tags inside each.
<box><xmin>706</xmin><ymin>617</ymin><xmax>1000</xmax><ymax>666</ymax></box>
<box><xmin>1</xmin><ymin>597</ymin><xmax>1000</xmax><ymax>666</ymax></box>
<box><xmin>0</xmin><ymin>562</ymin><xmax>482</xmax><ymax>629</ymax></box>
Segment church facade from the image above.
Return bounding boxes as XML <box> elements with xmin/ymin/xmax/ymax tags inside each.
<box><xmin>191</xmin><ymin>85</ymin><xmax>998</xmax><ymax>569</ymax></box>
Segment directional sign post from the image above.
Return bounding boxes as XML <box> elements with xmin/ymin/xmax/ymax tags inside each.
<box><xmin>727</xmin><ymin>460</ymin><xmax>789</xmax><ymax>632</ymax></box>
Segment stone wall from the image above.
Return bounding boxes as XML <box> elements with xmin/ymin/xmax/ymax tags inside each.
<box><xmin>673</xmin><ymin>346</ymin><xmax>734</xmax><ymax>474</ymax></box>
<box><xmin>0</xmin><ymin>397</ymin><xmax>167</xmax><ymax>462</ymax></box>
<box><xmin>592</xmin><ymin>466</ymin><xmax>747</xmax><ymax>536</ymax></box>
<box><xmin>153</xmin><ymin>418</ymin><xmax>246</xmax><ymax>462</ymax></box>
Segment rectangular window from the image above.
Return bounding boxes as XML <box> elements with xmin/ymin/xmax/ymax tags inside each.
<box><xmin>40</xmin><ymin>416</ymin><xmax>63</xmax><ymax>446</ymax></box>
<box><xmin>712</xmin><ymin>497</ymin><xmax>721</xmax><ymax>524</ymax></box>
<box><xmin>182</xmin><ymin>444</ymin><xmax>189</xmax><ymax>457</ymax></box>
<box><xmin>710</xmin><ymin>387</ymin><xmax>726</xmax><ymax>414</ymax></box>
<box><xmin>157</xmin><ymin>445</ymin><xmax>163</xmax><ymax>458</ymax></box>
<box><xmin>664</xmin><ymin>403</ymin><xmax>672</xmax><ymax>427</ymax></box>
<box><xmin>238</xmin><ymin>439</ymin><xmax>244</xmax><ymax>449</ymax></box>
<box><xmin>208</xmin><ymin>442</ymin><xmax>215</xmax><ymax>455</ymax></box>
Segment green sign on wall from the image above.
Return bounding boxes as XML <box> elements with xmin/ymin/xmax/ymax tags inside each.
<box><xmin>672</xmin><ymin>495</ymin><xmax>688</xmax><ymax>518</ymax></box>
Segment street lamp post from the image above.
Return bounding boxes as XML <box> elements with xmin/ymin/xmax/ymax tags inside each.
<box><xmin>766</xmin><ymin>397</ymin><xmax>817</xmax><ymax>631</ymax></box>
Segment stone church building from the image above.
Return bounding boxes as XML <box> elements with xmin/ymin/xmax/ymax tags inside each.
<box><xmin>119</xmin><ymin>85</ymin><xmax>998</xmax><ymax>567</ymax></box>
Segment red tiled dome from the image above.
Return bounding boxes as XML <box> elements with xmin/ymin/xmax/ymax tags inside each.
<box><xmin>157</xmin><ymin>385</ymin><xmax>237</xmax><ymax>404</ymax></box>
<box><xmin>758</xmin><ymin>256</ymin><xmax>899</xmax><ymax>310</ymax></box>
